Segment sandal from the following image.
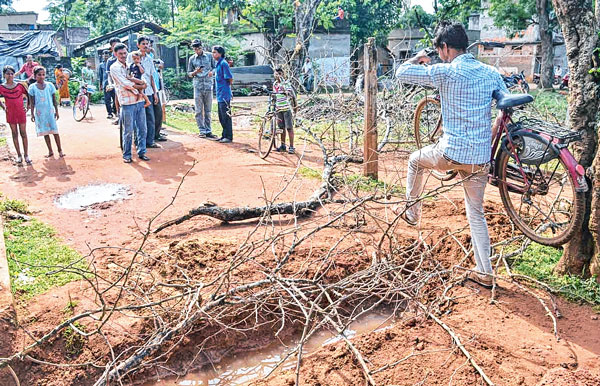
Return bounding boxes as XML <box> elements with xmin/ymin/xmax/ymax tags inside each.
<box><xmin>45</xmin><ymin>153</ymin><xmax>54</xmax><ymax>158</ymax></box>
<box><xmin>16</xmin><ymin>156</ymin><xmax>23</xmax><ymax>164</ymax></box>
<box><xmin>25</xmin><ymin>156</ymin><xmax>32</xmax><ymax>165</ymax></box>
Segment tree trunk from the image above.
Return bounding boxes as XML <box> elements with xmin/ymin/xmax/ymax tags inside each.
<box><xmin>537</xmin><ymin>0</ymin><xmax>555</xmax><ymax>89</ymax></box>
<box><xmin>291</xmin><ymin>0</ymin><xmax>322</xmax><ymax>82</ymax></box>
<box><xmin>550</xmin><ymin>0</ymin><xmax>600</xmax><ymax>279</ymax></box>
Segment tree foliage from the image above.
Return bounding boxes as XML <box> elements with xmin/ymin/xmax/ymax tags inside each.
<box><xmin>488</xmin><ymin>0</ymin><xmax>558</xmax><ymax>33</ymax></box>
<box><xmin>341</xmin><ymin>0</ymin><xmax>404</xmax><ymax>47</ymax></box>
<box><xmin>47</xmin><ymin>0</ymin><xmax>172</xmax><ymax>36</ymax></box>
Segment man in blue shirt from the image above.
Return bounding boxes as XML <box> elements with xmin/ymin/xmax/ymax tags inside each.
<box><xmin>395</xmin><ymin>22</ymin><xmax>508</xmax><ymax>288</ymax></box>
<box><xmin>212</xmin><ymin>45</ymin><xmax>233</xmax><ymax>143</ymax></box>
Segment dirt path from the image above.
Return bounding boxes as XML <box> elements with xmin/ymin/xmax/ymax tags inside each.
<box><xmin>0</xmin><ymin>103</ymin><xmax>320</xmax><ymax>253</ymax></box>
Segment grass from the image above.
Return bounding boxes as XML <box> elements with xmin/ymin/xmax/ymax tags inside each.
<box><xmin>0</xmin><ymin>137</ymin><xmax>6</xmax><ymax>147</ymax></box>
<box><xmin>299</xmin><ymin>167</ymin><xmax>405</xmax><ymax>195</ymax></box>
<box><xmin>164</xmin><ymin>106</ymin><xmax>219</xmax><ymax>134</ymax></box>
<box><xmin>1</xmin><ymin>196</ymin><xmax>88</xmax><ymax>299</ymax></box>
<box><xmin>529</xmin><ymin>89</ymin><xmax>568</xmax><ymax>122</ymax></box>
<box><xmin>511</xmin><ymin>242</ymin><xmax>600</xmax><ymax>306</ymax></box>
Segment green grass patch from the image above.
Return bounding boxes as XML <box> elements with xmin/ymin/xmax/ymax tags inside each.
<box><xmin>529</xmin><ymin>89</ymin><xmax>568</xmax><ymax>122</ymax></box>
<box><xmin>164</xmin><ymin>106</ymin><xmax>219</xmax><ymax>134</ymax></box>
<box><xmin>511</xmin><ymin>242</ymin><xmax>600</xmax><ymax>305</ymax></box>
<box><xmin>0</xmin><ymin>137</ymin><xmax>6</xmax><ymax>146</ymax></box>
<box><xmin>340</xmin><ymin>174</ymin><xmax>405</xmax><ymax>195</ymax></box>
<box><xmin>0</xmin><ymin>194</ymin><xmax>31</xmax><ymax>214</ymax></box>
<box><xmin>4</xmin><ymin>218</ymin><xmax>88</xmax><ymax>299</ymax></box>
<box><xmin>299</xmin><ymin>166</ymin><xmax>322</xmax><ymax>180</ymax></box>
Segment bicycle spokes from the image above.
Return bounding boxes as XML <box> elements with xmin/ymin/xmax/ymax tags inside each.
<box><xmin>498</xmin><ymin>149</ymin><xmax>582</xmax><ymax>246</ymax></box>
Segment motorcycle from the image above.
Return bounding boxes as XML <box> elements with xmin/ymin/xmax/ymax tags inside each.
<box><xmin>559</xmin><ymin>74</ymin><xmax>569</xmax><ymax>89</ymax></box>
<box><xmin>502</xmin><ymin>70</ymin><xmax>530</xmax><ymax>93</ymax></box>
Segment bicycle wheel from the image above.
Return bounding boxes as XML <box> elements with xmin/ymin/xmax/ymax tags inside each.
<box><xmin>73</xmin><ymin>95</ymin><xmax>88</xmax><ymax>122</ymax></box>
<box><xmin>413</xmin><ymin>96</ymin><xmax>457</xmax><ymax>181</ymax></box>
<box><xmin>258</xmin><ymin>114</ymin><xmax>277</xmax><ymax>159</ymax></box>
<box><xmin>497</xmin><ymin>148</ymin><xmax>585</xmax><ymax>246</ymax></box>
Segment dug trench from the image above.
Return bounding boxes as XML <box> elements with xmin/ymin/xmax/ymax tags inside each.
<box><xmin>4</xmin><ymin>197</ymin><xmax>599</xmax><ymax>386</ymax></box>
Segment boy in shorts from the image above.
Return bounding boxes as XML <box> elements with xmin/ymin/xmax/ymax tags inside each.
<box><xmin>127</xmin><ymin>51</ymin><xmax>151</xmax><ymax>107</ymax></box>
<box><xmin>273</xmin><ymin>67</ymin><xmax>296</xmax><ymax>154</ymax></box>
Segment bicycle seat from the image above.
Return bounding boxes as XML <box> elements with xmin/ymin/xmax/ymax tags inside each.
<box><xmin>493</xmin><ymin>90</ymin><xmax>533</xmax><ymax>109</ymax></box>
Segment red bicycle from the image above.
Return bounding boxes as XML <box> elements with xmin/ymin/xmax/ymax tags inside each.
<box><xmin>415</xmin><ymin>91</ymin><xmax>587</xmax><ymax>247</ymax></box>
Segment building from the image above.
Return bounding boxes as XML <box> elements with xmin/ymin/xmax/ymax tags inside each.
<box><xmin>239</xmin><ymin>20</ymin><xmax>352</xmax><ymax>87</ymax></box>
<box><xmin>468</xmin><ymin>0</ymin><xmax>567</xmax><ymax>79</ymax></box>
<box><xmin>73</xmin><ymin>21</ymin><xmax>175</xmax><ymax>71</ymax></box>
<box><xmin>0</xmin><ymin>11</ymin><xmax>38</xmax><ymax>30</ymax></box>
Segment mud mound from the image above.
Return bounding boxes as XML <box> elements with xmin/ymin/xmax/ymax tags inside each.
<box><xmin>537</xmin><ymin>368</ymin><xmax>600</xmax><ymax>386</ymax></box>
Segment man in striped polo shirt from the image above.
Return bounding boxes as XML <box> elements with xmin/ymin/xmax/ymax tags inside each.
<box><xmin>395</xmin><ymin>21</ymin><xmax>508</xmax><ymax>288</ymax></box>
<box><xmin>272</xmin><ymin>67</ymin><xmax>297</xmax><ymax>154</ymax></box>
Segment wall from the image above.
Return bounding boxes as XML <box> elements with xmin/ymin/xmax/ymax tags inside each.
<box><xmin>0</xmin><ymin>12</ymin><xmax>37</xmax><ymax>30</ymax></box>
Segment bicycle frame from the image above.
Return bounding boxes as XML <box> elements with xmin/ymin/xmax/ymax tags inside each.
<box><xmin>488</xmin><ymin>109</ymin><xmax>588</xmax><ymax>193</ymax></box>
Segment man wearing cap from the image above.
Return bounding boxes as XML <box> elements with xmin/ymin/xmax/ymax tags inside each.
<box><xmin>188</xmin><ymin>39</ymin><xmax>217</xmax><ymax>139</ymax></box>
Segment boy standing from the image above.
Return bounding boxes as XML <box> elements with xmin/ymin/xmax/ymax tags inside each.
<box><xmin>273</xmin><ymin>67</ymin><xmax>296</xmax><ymax>154</ymax></box>
<box><xmin>212</xmin><ymin>46</ymin><xmax>234</xmax><ymax>143</ymax></box>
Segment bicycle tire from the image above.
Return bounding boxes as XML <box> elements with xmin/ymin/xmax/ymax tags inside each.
<box><xmin>72</xmin><ymin>95</ymin><xmax>88</xmax><ymax>122</ymax></box>
<box><xmin>497</xmin><ymin>148</ymin><xmax>585</xmax><ymax>246</ymax></box>
<box><xmin>413</xmin><ymin>96</ymin><xmax>457</xmax><ymax>181</ymax></box>
<box><xmin>258</xmin><ymin>114</ymin><xmax>276</xmax><ymax>159</ymax></box>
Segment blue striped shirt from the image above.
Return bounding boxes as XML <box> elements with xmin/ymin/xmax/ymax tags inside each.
<box><xmin>396</xmin><ymin>53</ymin><xmax>508</xmax><ymax>164</ymax></box>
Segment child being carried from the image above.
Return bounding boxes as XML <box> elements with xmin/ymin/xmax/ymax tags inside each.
<box><xmin>127</xmin><ymin>51</ymin><xmax>151</xmax><ymax>108</ymax></box>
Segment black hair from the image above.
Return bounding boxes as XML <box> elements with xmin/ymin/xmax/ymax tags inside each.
<box><xmin>55</xmin><ymin>64</ymin><xmax>62</xmax><ymax>69</ymax></box>
<box><xmin>102</xmin><ymin>50</ymin><xmax>110</xmax><ymax>56</ymax></box>
<box><xmin>432</xmin><ymin>21</ymin><xmax>468</xmax><ymax>51</ymax></box>
<box><xmin>213</xmin><ymin>45</ymin><xmax>225</xmax><ymax>57</ymax></box>
<box><xmin>275</xmin><ymin>67</ymin><xmax>284</xmax><ymax>74</ymax></box>
<box><xmin>113</xmin><ymin>43</ymin><xmax>127</xmax><ymax>53</ymax></box>
<box><xmin>33</xmin><ymin>66</ymin><xmax>45</xmax><ymax>76</ymax></box>
<box><xmin>109</xmin><ymin>37</ymin><xmax>121</xmax><ymax>45</ymax></box>
<box><xmin>3</xmin><ymin>65</ymin><xmax>15</xmax><ymax>75</ymax></box>
<box><xmin>137</xmin><ymin>35</ymin><xmax>150</xmax><ymax>45</ymax></box>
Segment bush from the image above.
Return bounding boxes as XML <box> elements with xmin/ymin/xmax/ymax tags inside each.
<box><xmin>90</xmin><ymin>91</ymin><xmax>103</xmax><ymax>104</ymax></box>
<box><xmin>163</xmin><ymin>68</ymin><xmax>194</xmax><ymax>99</ymax></box>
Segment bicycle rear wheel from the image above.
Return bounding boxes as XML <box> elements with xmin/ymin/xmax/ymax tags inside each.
<box><xmin>258</xmin><ymin>114</ymin><xmax>277</xmax><ymax>159</ymax></box>
<box><xmin>497</xmin><ymin>148</ymin><xmax>585</xmax><ymax>246</ymax></box>
<box><xmin>413</xmin><ymin>96</ymin><xmax>457</xmax><ymax>181</ymax></box>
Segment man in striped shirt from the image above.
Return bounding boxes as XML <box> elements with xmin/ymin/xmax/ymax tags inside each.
<box><xmin>395</xmin><ymin>21</ymin><xmax>508</xmax><ymax>288</ymax></box>
<box><xmin>272</xmin><ymin>67</ymin><xmax>297</xmax><ymax>154</ymax></box>
<box><xmin>110</xmin><ymin>43</ymin><xmax>149</xmax><ymax>163</ymax></box>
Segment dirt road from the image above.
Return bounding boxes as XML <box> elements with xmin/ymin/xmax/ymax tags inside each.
<box><xmin>0</xmin><ymin>103</ymin><xmax>319</xmax><ymax>252</ymax></box>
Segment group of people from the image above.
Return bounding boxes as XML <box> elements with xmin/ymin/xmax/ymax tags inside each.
<box><xmin>0</xmin><ymin>59</ymin><xmax>64</xmax><ymax>164</ymax></box>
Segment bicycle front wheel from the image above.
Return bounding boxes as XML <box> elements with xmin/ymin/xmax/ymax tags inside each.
<box><xmin>497</xmin><ymin>148</ymin><xmax>585</xmax><ymax>246</ymax></box>
<box><xmin>73</xmin><ymin>95</ymin><xmax>89</xmax><ymax>121</ymax></box>
<box><xmin>413</xmin><ymin>96</ymin><xmax>457</xmax><ymax>181</ymax></box>
<box><xmin>258</xmin><ymin>114</ymin><xmax>277</xmax><ymax>159</ymax></box>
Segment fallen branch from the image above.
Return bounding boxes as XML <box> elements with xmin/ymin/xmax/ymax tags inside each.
<box><xmin>153</xmin><ymin>154</ymin><xmax>363</xmax><ymax>233</ymax></box>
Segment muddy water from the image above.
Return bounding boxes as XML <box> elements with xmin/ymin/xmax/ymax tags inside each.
<box><xmin>145</xmin><ymin>310</ymin><xmax>394</xmax><ymax>386</ymax></box>
<box><xmin>55</xmin><ymin>183</ymin><xmax>130</xmax><ymax>210</ymax></box>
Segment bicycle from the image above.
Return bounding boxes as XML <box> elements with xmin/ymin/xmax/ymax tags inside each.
<box><xmin>416</xmin><ymin>89</ymin><xmax>587</xmax><ymax>246</ymax></box>
<box><xmin>72</xmin><ymin>79</ymin><xmax>96</xmax><ymax>121</ymax></box>
<box><xmin>256</xmin><ymin>86</ymin><xmax>282</xmax><ymax>159</ymax></box>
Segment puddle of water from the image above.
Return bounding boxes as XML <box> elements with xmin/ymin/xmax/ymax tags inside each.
<box><xmin>144</xmin><ymin>310</ymin><xmax>394</xmax><ymax>386</ymax></box>
<box><xmin>55</xmin><ymin>183</ymin><xmax>130</xmax><ymax>210</ymax></box>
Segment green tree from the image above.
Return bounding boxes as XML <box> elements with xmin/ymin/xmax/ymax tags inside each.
<box><xmin>341</xmin><ymin>0</ymin><xmax>405</xmax><ymax>47</ymax></box>
<box><xmin>397</xmin><ymin>5</ymin><xmax>436</xmax><ymax>30</ymax></box>
<box><xmin>489</xmin><ymin>0</ymin><xmax>557</xmax><ymax>88</ymax></box>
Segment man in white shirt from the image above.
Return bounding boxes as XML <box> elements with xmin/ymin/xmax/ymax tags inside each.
<box><xmin>126</xmin><ymin>35</ymin><xmax>159</xmax><ymax>148</ymax></box>
<box><xmin>111</xmin><ymin>43</ymin><xmax>150</xmax><ymax>163</ymax></box>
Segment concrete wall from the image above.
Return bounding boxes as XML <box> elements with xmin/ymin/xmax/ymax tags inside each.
<box><xmin>0</xmin><ymin>12</ymin><xmax>37</xmax><ymax>30</ymax></box>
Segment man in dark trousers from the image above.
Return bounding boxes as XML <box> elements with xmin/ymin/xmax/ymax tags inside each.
<box><xmin>106</xmin><ymin>37</ymin><xmax>122</xmax><ymax>124</ymax></box>
<box><xmin>97</xmin><ymin>50</ymin><xmax>115</xmax><ymax>119</ymax></box>
<box><xmin>212</xmin><ymin>46</ymin><xmax>233</xmax><ymax>143</ymax></box>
